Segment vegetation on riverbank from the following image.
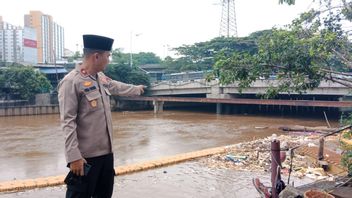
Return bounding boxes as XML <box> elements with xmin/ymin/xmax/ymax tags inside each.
<box><xmin>0</xmin><ymin>64</ymin><xmax>52</xmax><ymax>100</ymax></box>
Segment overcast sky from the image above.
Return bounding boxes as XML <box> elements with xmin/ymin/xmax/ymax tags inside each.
<box><xmin>0</xmin><ymin>0</ymin><xmax>314</xmax><ymax>58</ymax></box>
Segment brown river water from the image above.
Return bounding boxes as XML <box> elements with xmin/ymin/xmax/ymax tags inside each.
<box><xmin>0</xmin><ymin>110</ymin><xmax>336</xmax><ymax>197</ymax></box>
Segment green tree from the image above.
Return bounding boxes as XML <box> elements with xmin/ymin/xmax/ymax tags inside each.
<box><xmin>0</xmin><ymin>65</ymin><xmax>52</xmax><ymax>100</ymax></box>
<box><xmin>213</xmin><ymin>0</ymin><xmax>352</xmax><ymax>97</ymax></box>
<box><xmin>133</xmin><ymin>52</ymin><xmax>161</xmax><ymax>66</ymax></box>
<box><xmin>111</xmin><ymin>49</ymin><xmax>130</xmax><ymax>65</ymax></box>
<box><xmin>215</xmin><ymin>0</ymin><xmax>352</xmax><ymax>175</ymax></box>
<box><xmin>166</xmin><ymin>31</ymin><xmax>266</xmax><ymax>73</ymax></box>
<box><xmin>105</xmin><ymin>63</ymin><xmax>150</xmax><ymax>87</ymax></box>
<box><xmin>164</xmin><ymin>56</ymin><xmax>196</xmax><ymax>73</ymax></box>
<box><xmin>67</xmin><ymin>51</ymin><xmax>82</xmax><ymax>62</ymax></box>
<box><xmin>279</xmin><ymin>0</ymin><xmax>296</xmax><ymax>5</ymax></box>
<box><xmin>111</xmin><ymin>49</ymin><xmax>161</xmax><ymax>67</ymax></box>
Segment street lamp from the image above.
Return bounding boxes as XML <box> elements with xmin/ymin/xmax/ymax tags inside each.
<box><xmin>129</xmin><ymin>32</ymin><xmax>142</xmax><ymax>68</ymax></box>
<box><xmin>163</xmin><ymin>44</ymin><xmax>170</xmax><ymax>58</ymax></box>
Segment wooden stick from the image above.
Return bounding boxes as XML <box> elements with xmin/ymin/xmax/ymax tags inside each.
<box><xmin>323</xmin><ymin>111</ymin><xmax>331</xmax><ymax>128</ymax></box>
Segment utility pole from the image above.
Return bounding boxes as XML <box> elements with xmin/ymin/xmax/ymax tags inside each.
<box><xmin>52</xmin><ymin>49</ymin><xmax>58</xmax><ymax>85</ymax></box>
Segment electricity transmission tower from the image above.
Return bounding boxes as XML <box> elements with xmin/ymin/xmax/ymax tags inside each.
<box><xmin>219</xmin><ymin>0</ymin><xmax>238</xmax><ymax>37</ymax></box>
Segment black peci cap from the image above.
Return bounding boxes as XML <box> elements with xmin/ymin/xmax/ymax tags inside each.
<box><xmin>83</xmin><ymin>34</ymin><xmax>114</xmax><ymax>51</ymax></box>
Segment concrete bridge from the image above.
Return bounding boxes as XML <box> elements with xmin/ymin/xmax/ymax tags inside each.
<box><xmin>148</xmin><ymin>79</ymin><xmax>351</xmax><ymax>97</ymax></box>
<box><xmin>119</xmin><ymin>96</ymin><xmax>352</xmax><ymax>114</ymax></box>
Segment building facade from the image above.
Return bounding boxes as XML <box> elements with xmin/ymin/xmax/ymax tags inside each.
<box><xmin>22</xmin><ymin>26</ymin><xmax>38</xmax><ymax>64</ymax></box>
<box><xmin>0</xmin><ymin>16</ymin><xmax>38</xmax><ymax>64</ymax></box>
<box><xmin>53</xmin><ymin>23</ymin><xmax>64</xmax><ymax>63</ymax></box>
<box><xmin>24</xmin><ymin>11</ymin><xmax>64</xmax><ymax>64</ymax></box>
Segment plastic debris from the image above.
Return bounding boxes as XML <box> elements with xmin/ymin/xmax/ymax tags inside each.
<box><xmin>199</xmin><ymin>134</ymin><xmax>341</xmax><ymax>181</ymax></box>
<box><xmin>225</xmin><ymin>154</ymin><xmax>247</xmax><ymax>163</ymax></box>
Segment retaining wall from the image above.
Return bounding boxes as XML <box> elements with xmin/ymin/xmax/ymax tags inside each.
<box><xmin>0</xmin><ymin>105</ymin><xmax>59</xmax><ymax>116</ymax></box>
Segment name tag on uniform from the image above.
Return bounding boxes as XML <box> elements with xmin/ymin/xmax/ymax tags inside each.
<box><xmin>84</xmin><ymin>86</ymin><xmax>97</xmax><ymax>93</ymax></box>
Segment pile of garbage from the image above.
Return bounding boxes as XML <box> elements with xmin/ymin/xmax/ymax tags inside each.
<box><xmin>199</xmin><ymin>134</ymin><xmax>336</xmax><ymax>180</ymax></box>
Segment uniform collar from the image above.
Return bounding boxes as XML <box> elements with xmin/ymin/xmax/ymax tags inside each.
<box><xmin>75</xmin><ymin>63</ymin><xmax>98</xmax><ymax>80</ymax></box>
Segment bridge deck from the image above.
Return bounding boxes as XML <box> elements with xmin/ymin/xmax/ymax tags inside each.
<box><xmin>119</xmin><ymin>96</ymin><xmax>352</xmax><ymax>108</ymax></box>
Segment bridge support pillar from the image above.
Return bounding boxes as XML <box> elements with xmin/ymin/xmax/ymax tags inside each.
<box><xmin>114</xmin><ymin>100</ymin><xmax>120</xmax><ymax>109</ymax></box>
<box><xmin>216</xmin><ymin>103</ymin><xmax>222</xmax><ymax>114</ymax></box>
<box><xmin>153</xmin><ymin>100</ymin><xmax>164</xmax><ymax>114</ymax></box>
<box><xmin>339</xmin><ymin>96</ymin><xmax>352</xmax><ymax>112</ymax></box>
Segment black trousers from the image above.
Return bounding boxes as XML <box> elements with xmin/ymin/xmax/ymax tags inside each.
<box><xmin>65</xmin><ymin>153</ymin><xmax>115</xmax><ymax>198</ymax></box>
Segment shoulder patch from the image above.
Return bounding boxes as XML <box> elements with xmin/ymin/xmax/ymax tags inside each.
<box><xmin>80</xmin><ymin>68</ymin><xmax>89</xmax><ymax>77</ymax></box>
<box><xmin>99</xmin><ymin>76</ymin><xmax>112</xmax><ymax>84</ymax></box>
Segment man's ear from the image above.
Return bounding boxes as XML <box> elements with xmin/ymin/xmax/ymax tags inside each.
<box><xmin>95</xmin><ymin>53</ymin><xmax>99</xmax><ymax>60</ymax></box>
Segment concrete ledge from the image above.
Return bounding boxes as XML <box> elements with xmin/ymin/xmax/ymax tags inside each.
<box><xmin>0</xmin><ymin>105</ymin><xmax>59</xmax><ymax>116</ymax></box>
<box><xmin>0</xmin><ymin>145</ymin><xmax>227</xmax><ymax>193</ymax></box>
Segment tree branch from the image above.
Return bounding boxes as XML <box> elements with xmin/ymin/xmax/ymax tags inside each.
<box><xmin>261</xmin><ymin>64</ymin><xmax>286</xmax><ymax>69</ymax></box>
<box><xmin>332</xmin><ymin>49</ymin><xmax>352</xmax><ymax>68</ymax></box>
<box><xmin>324</xmin><ymin>75</ymin><xmax>352</xmax><ymax>87</ymax></box>
<box><xmin>342</xmin><ymin>0</ymin><xmax>352</xmax><ymax>13</ymax></box>
<box><xmin>321</xmin><ymin>68</ymin><xmax>352</xmax><ymax>76</ymax></box>
<box><xmin>260</xmin><ymin>64</ymin><xmax>352</xmax><ymax>87</ymax></box>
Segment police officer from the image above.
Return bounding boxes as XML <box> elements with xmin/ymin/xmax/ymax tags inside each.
<box><xmin>58</xmin><ymin>34</ymin><xmax>145</xmax><ymax>198</ymax></box>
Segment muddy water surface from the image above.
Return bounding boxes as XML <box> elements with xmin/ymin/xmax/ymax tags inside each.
<box><xmin>0</xmin><ymin>110</ymin><xmax>333</xmax><ymax>197</ymax></box>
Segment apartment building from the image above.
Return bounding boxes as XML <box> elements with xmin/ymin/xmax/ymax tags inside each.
<box><xmin>0</xmin><ymin>16</ymin><xmax>38</xmax><ymax>64</ymax></box>
<box><xmin>24</xmin><ymin>11</ymin><xmax>64</xmax><ymax>64</ymax></box>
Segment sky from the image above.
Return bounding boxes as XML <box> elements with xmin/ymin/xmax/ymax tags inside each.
<box><xmin>0</xmin><ymin>0</ymin><xmax>315</xmax><ymax>58</ymax></box>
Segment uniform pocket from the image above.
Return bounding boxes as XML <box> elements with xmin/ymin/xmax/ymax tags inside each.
<box><xmin>84</xmin><ymin>90</ymin><xmax>101</xmax><ymax>111</ymax></box>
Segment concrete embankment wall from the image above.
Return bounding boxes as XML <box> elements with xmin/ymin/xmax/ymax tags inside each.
<box><xmin>0</xmin><ymin>93</ymin><xmax>60</xmax><ymax>116</ymax></box>
<box><xmin>0</xmin><ymin>105</ymin><xmax>59</xmax><ymax>116</ymax></box>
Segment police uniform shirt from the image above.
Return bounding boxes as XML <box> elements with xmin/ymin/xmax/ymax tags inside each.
<box><xmin>58</xmin><ymin>63</ymin><xmax>142</xmax><ymax>163</ymax></box>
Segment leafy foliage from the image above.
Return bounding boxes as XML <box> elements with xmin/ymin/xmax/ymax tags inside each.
<box><xmin>341</xmin><ymin>150</ymin><xmax>352</xmax><ymax>174</ymax></box>
<box><xmin>67</xmin><ymin>51</ymin><xmax>82</xmax><ymax>62</ymax></box>
<box><xmin>105</xmin><ymin>63</ymin><xmax>150</xmax><ymax>87</ymax></box>
<box><xmin>108</xmin><ymin>32</ymin><xmax>268</xmax><ymax>75</ymax></box>
<box><xmin>213</xmin><ymin>0</ymin><xmax>352</xmax><ymax>98</ymax></box>
<box><xmin>279</xmin><ymin>0</ymin><xmax>296</xmax><ymax>5</ymax></box>
<box><xmin>170</xmin><ymin>34</ymin><xmax>262</xmax><ymax>73</ymax></box>
<box><xmin>163</xmin><ymin>56</ymin><xmax>199</xmax><ymax>73</ymax></box>
<box><xmin>133</xmin><ymin>52</ymin><xmax>161</xmax><ymax>66</ymax></box>
<box><xmin>0</xmin><ymin>65</ymin><xmax>52</xmax><ymax>100</ymax></box>
<box><xmin>111</xmin><ymin>49</ymin><xmax>161</xmax><ymax>67</ymax></box>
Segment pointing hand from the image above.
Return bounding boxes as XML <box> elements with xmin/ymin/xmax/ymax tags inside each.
<box><xmin>137</xmin><ymin>85</ymin><xmax>147</xmax><ymax>95</ymax></box>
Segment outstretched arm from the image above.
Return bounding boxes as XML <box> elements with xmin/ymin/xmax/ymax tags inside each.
<box><xmin>99</xmin><ymin>73</ymin><xmax>146</xmax><ymax>96</ymax></box>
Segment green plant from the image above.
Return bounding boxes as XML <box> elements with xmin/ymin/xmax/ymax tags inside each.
<box><xmin>341</xmin><ymin>150</ymin><xmax>352</xmax><ymax>175</ymax></box>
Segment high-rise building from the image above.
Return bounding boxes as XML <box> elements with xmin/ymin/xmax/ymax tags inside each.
<box><xmin>53</xmin><ymin>22</ymin><xmax>64</xmax><ymax>63</ymax></box>
<box><xmin>0</xmin><ymin>16</ymin><xmax>38</xmax><ymax>64</ymax></box>
<box><xmin>24</xmin><ymin>11</ymin><xmax>64</xmax><ymax>64</ymax></box>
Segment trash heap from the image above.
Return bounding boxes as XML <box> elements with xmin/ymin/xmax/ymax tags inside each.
<box><xmin>199</xmin><ymin>134</ymin><xmax>335</xmax><ymax>180</ymax></box>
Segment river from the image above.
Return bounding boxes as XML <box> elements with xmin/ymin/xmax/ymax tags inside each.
<box><xmin>0</xmin><ymin>110</ymin><xmax>335</xmax><ymax>197</ymax></box>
